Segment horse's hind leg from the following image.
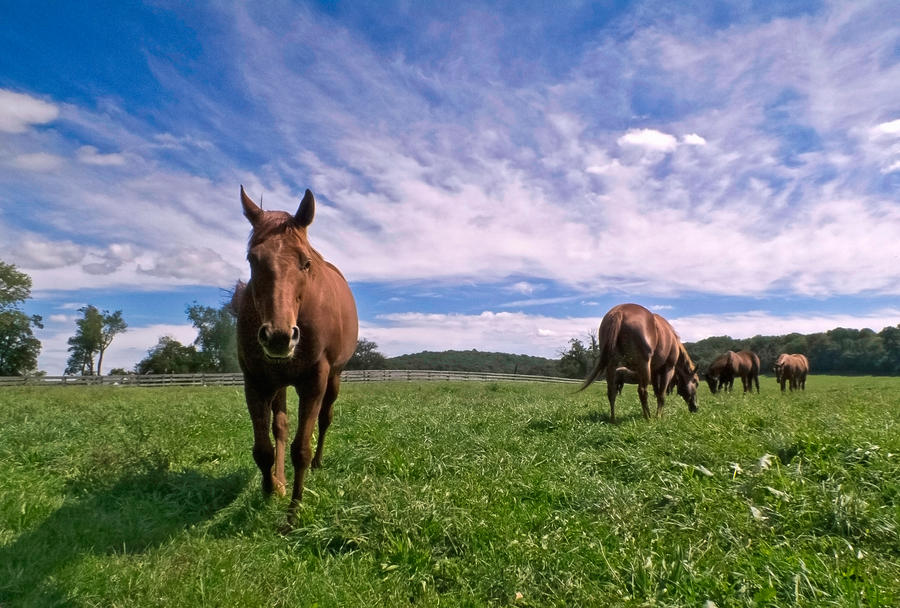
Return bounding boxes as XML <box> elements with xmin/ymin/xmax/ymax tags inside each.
<box><xmin>270</xmin><ymin>388</ymin><xmax>288</xmax><ymax>495</ymax></box>
<box><xmin>312</xmin><ymin>374</ymin><xmax>340</xmax><ymax>469</ymax></box>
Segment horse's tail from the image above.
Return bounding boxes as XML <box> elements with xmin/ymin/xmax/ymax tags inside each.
<box><xmin>579</xmin><ymin>309</ymin><xmax>622</xmax><ymax>392</ymax></box>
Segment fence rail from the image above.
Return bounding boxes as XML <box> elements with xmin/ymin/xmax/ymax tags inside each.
<box><xmin>0</xmin><ymin>370</ymin><xmax>580</xmax><ymax>388</ymax></box>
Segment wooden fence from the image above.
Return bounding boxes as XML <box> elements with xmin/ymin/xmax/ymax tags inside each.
<box><xmin>0</xmin><ymin>370</ymin><xmax>580</xmax><ymax>388</ymax></box>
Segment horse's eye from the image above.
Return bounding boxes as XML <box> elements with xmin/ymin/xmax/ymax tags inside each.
<box><xmin>301</xmin><ymin>259</ymin><xmax>311</xmax><ymax>271</ymax></box>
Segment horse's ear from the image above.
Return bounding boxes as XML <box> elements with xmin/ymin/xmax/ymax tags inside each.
<box><xmin>241</xmin><ymin>185</ymin><xmax>263</xmax><ymax>225</ymax></box>
<box><xmin>295</xmin><ymin>189</ymin><xmax>315</xmax><ymax>227</ymax></box>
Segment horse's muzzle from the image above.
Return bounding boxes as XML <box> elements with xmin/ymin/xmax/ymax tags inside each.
<box><xmin>258</xmin><ymin>323</ymin><xmax>300</xmax><ymax>359</ymax></box>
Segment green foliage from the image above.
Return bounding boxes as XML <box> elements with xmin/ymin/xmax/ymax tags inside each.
<box><xmin>345</xmin><ymin>338</ymin><xmax>387</xmax><ymax>370</ymax></box>
<box><xmin>0</xmin><ymin>261</ymin><xmax>43</xmax><ymax>376</ymax></box>
<box><xmin>388</xmin><ymin>349</ymin><xmax>559</xmax><ymax>376</ymax></box>
<box><xmin>136</xmin><ymin>336</ymin><xmax>203</xmax><ymax>374</ymax></box>
<box><xmin>557</xmin><ymin>331</ymin><xmax>600</xmax><ymax>378</ymax></box>
<box><xmin>186</xmin><ymin>302</ymin><xmax>239</xmax><ymax>372</ymax></box>
<box><xmin>64</xmin><ymin>306</ymin><xmax>127</xmax><ymax>376</ymax></box>
<box><xmin>0</xmin><ymin>378</ymin><xmax>898</xmax><ymax>606</ymax></box>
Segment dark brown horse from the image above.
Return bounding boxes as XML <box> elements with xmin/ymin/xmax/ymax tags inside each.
<box><xmin>614</xmin><ymin>366</ymin><xmax>638</xmax><ymax>395</ymax></box>
<box><xmin>580</xmin><ymin>303</ymin><xmax>699</xmax><ymax>422</ymax></box>
<box><xmin>704</xmin><ymin>350</ymin><xmax>760</xmax><ymax>394</ymax></box>
<box><xmin>234</xmin><ymin>186</ymin><xmax>358</xmax><ymax>525</ymax></box>
<box><xmin>774</xmin><ymin>353</ymin><xmax>808</xmax><ymax>392</ymax></box>
<box><xmin>615</xmin><ymin>366</ymin><xmax>675</xmax><ymax>396</ymax></box>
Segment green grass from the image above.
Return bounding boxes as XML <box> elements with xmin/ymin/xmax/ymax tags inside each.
<box><xmin>1</xmin><ymin>376</ymin><xmax>898</xmax><ymax>607</ymax></box>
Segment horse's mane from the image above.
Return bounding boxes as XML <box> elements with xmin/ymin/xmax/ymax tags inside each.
<box><xmin>678</xmin><ymin>343</ymin><xmax>696</xmax><ymax>371</ymax></box>
<box><xmin>247</xmin><ymin>211</ymin><xmax>326</xmax><ymax>265</ymax></box>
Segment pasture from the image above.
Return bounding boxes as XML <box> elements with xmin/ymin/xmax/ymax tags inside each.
<box><xmin>1</xmin><ymin>377</ymin><xmax>898</xmax><ymax>607</ymax></box>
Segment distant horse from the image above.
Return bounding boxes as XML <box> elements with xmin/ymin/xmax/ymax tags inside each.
<box><xmin>615</xmin><ymin>366</ymin><xmax>675</xmax><ymax>396</ymax></box>
<box><xmin>580</xmin><ymin>303</ymin><xmax>699</xmax><ymax>422</ymax></box>
<box><xmin>704</xmin><ymin>350</ymin><xmax>760</xmax><ymax>394</ymax></box>
<box><xmin>774</xmin><ymin>353</ymin><xmax>808</xmax><ymax>392</ymax></box>
<box><xmin>234</xmin><ymin>186</ymin><xmax>358</xmax><ymax>526</ymax></box>
<box><xmin>614</xmin><ymin>366</ymin><xmax>638</xmax><ymax>395</ymax></box>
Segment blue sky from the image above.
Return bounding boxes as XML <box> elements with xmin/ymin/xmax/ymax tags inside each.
<box><xmin>1</xmin><ymin>0</ymin><xmax>898</xmax><ymax>374</ymax></box>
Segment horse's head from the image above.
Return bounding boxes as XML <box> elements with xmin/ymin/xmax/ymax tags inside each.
<box><xmin>675</xmin><ymin>346</ymin><xmax>700</xmax><ymax>412</ymax></box>
<box><xmin>241</xmin><ymin>186</ymin><xmax>319</xmax><ymax>359</ymax></box>
<box><xmin>704</xmin><ymin>370</ymin><xmax>719</xmax><ymax>394</ymax></box>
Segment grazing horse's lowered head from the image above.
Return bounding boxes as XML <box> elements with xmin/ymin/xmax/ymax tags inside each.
<box><xmin>240</xmin><ymin>185</ymin><xmax>319</xmax><ymax>360</ymax></box>
<box><xmin>673</xmin><ymin>344</ymin><xmax>700</xmax><ymax>412</ymax></box>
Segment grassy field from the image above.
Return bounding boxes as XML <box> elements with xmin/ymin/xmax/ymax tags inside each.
<box><xmin>1</xmin><ymin>376</ymin><xmax>898</xmax><ymax>607</ymax></box>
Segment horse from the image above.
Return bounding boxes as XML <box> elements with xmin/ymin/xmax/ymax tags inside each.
<box><xmin>580</xmin><ymin>303</ymin><xmax>699</xmax><ymax>422</ymax></box>
<box><xmin>704</xmin><ymin>350</ymin><xmax>760</xmax><ymax>394</ymax></box>
<box><xmin>774</xmin><ymin>353</ymin><xmax>809</xmax><ymax>392</ymax></box>
<box><xmin>614</xmin><ymin>366</ymin><xmax>638</xmax><ymax>395</ymax></box>
<box><xmin>234</xmin><ymin>186</ymin><xmax>358</xmax><ymax>526</ymax></box>
<box><xmin>615</xmin><ymin>366</ymin><xmax>675</xmax><ymax>396</ymax></box>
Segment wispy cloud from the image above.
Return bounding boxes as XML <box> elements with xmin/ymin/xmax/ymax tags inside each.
<box><xmin>1</xmin><ymin>1</ymin><xmax>898</xmax><ymax>369</ymax></box>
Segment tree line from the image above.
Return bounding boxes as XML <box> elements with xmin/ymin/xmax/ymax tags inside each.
<box><xmin>1</xmin><ymin>261</ymin><xmax>898</xmax><ymax>376</ymax></box>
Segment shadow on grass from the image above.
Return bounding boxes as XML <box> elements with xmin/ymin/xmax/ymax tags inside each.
<box><xmin>0</xmin><ymin>468</ymin><xmax>249</xmax><ymax>606</ymax></box>
<box><xmin>578</xmin><ymin>408</ymin><xmax>646</xmax><ymax>425</ymax></box>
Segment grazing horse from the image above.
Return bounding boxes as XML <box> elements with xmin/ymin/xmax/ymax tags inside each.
<box><xmin>614</xmin><ymin>366</ymin><xmax>639</xmax><ymax>395</ymax></box>
<box><xmin>580</xmin><ymin>303</ymin><xmax>699</xmax><ymax>422</ymax></box>
<box><xmin>774</xmin><ymin>353</ymin><xmax>809</xmax><ymax>392</ymax></box>
<box><xmin>615</xmin><ymin>366</ymin><xmax>675</xmax><ymax>396</ymax></box>
<box><xmin>234</xmin><ymin>186</ymin><xmax>358</xmax><ymax>526</ymax></box>
<box><xmin>704</xmin><ymin>350</ymin><xmax>760</xmax><ymax>394</ymax></box>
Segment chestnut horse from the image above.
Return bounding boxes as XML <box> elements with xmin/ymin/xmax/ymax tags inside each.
<box><xmin>580</xmin><ymin>303</ymin><xmax>699</xmax><ymax>422</ymax></box>
<box><xmin>774</xmin><ymin>353</ymin><xmax>809</xmax><ymax>392</ymax></box>
<box><xmin>704</xmin><ymin>350</ymin><xmax>760</xmax><ymax>394</ymax></box>
<box><xmin>234</xmin><ymin>186</ymin><xmax>358</xmax><ymax>525</ymax></box>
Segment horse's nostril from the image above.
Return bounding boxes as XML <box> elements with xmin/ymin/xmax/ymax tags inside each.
<box><xmin>258</xmin><ymin>324</ymin><xmax>272</xmax><ymax>344</ymax></box>
<box><xmin>291</xmin><ymin>326</ymin><xmax>300</xmax><ymax>342</ymax></box>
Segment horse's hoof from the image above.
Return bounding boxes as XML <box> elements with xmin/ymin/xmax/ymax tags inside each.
<box><xmin>273</xmin><ymin>480</ymin><xmax>287</xmax><ymax>497</ymax></box>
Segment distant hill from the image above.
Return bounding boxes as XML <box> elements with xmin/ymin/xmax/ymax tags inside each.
<box><xmin>387</xmin><ymin>349</ymin><xmax>561</xmax><ymax>377</ymax></box>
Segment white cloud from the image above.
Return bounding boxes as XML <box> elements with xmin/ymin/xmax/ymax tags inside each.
<box><xmin>510</xmin><ymin>281</ymin><xmax>537</xmax><ymax>295</ymax></box>
<box><xmin>357</xmin><ymin>307</ymin><xmax>900</xmax><ymax>359</ymax></box>
<box><xmin>682</xmin><ymin>133</ymin><xmax>706</xmax><ymax>146</ymax></box>
<box><xmin>76</xmin><ymin>145</ymin><xmax>127</xmax><ymax>166</ymax></box>
<box><xmin>11</xmin><ymin>239</ymin><xmax>86</xmax><ymax>269</ymax></box>
<box><xmin>10</xmin><ymin>152</ymin><xmax>64</xmax><ymax>171</ymax></box>
<box><xmin>671</xmin><ymin>309</ymin><xmax>900</xmax><ymax>343</ymax></box>
<box><xmin>871</xmin><ymin>119</ymin><xmax>900</xmax><ymax>138</ymax></box>
<box><xmin>617</xmin><ymin>128</ymin><xmax>678</xmax><ymax>152</ymax></box>
<box><xmin>0</xmin><ymin>89</ymin><xmax>59</xmax><ymax>133</ymax></box>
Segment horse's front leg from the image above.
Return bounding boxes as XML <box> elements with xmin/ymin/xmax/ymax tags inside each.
<box><xmin>654</xmin><ymin>369</ymin><xmax>674</xmax><ymax>418</ymax></box>
<box><xmin>286</xmin><ymin>366</ymin><xmax>328</xmax><ymax>526</ymax></box>
<box><xmin>605</xmin><ymin>365</ymin><xmax>619</xmax><ymax>423</ymax></box>
<box><xmin>270</xmin><ymin>388</ymin><xmax>288</xmax><ymax>496</ymax></box>
<box><xmin>636</xmin><ymin>362</ymin><xmax>652</xmax><ymax>420</ymax></box>
<box><xmin>245</xmin><ymin>383</ymin><xmax>278</xmax><ymax>495</ymax></box>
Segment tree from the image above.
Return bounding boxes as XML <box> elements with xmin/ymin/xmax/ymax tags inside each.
<box><xmin>186</xmin><ymin>302</ymin><xmax>239</xmax><ymax>372</ymax></box>
<box><xmin>65</xmin><ymin>305</ymin><xmax>127</xmax><ymax>375</ymax></box>
<box><xmin>557</xmin><ymin>330</ymin><xmax>600</xmax><ymax>379</ymax></box>
<box><xmin>0</xmin><ymin>261</ymin><xmax>43</xmax><ymax>376</ymax></box>
<box><xmin>136</xmin><ymin>336</ymin><xmax>202</xmax><ymax>374</ymax></box>
<box><xmin>345</xmin><ymin>338</ymin><xmax>387</xmax><ymax>370</ymax></box>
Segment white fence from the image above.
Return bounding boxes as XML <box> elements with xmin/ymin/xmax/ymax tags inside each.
<box><xmin>0</xmin><ymin>370</ymin><xmax>580</xmax><ymax>388</ymax></box>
